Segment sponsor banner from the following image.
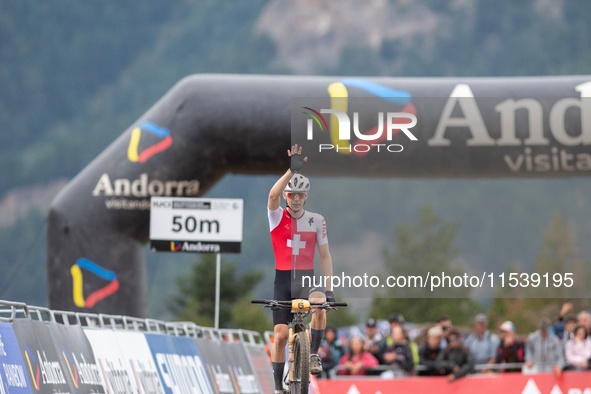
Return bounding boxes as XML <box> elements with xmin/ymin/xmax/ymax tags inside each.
<box><xmin>0</xmin><ymin>322</ymin><xmax>32</xmax><ymax>394</ymax></box>
<box><xmin>194</xmin><ymin>339</ymin><xmax>234</xmax><ymax>394</ymax></box>
<box><xmin>144</xmin><ymin>333</ymin><xmax>214</xmax><ymax>394</ymax></box>
<box><xmin>149</xmin><ymin>241</ymin><xmax>240</xmax><ymax>254</ymax></box>
<box><xmin>195</xmin><ymin>338</ymin><xmax>261</xmax><ymax>394</ymax></box>
<box><xmin>316</xmin><ymin>372</ymin><xmax>591</xmax><ymax>394</ymax></box>
<box><xmin>241</xmin><ymin>344</ymin><xmax>273</xmax><ymax>394</ymax></box>
<box><xmin>12</xmin><ymin>319</ymin><xmax>72</xmax><ymax>394</ymax></box>
<box><xmin>168</xmin><ymin>336</ymin><xmax>214</xmax><ymax>394</ymax></box>
<box><xmin>47</xmin><ymin>323</ymin><xmax>105</xmax><ymax>394</ymax></box>
<box><xmin>222</xmin><ymin>343</ymin><xmax>261</xmax><ymax>394</ymax></box>
<box><xmin>83</xmin><ymin>329</ymin><xmax>138</xmax><ymax>394</ymax></box>
<box><xmin>112</xmin><ymin>331</ymin><xmax>165</xmax><ymax>394</ymax></box>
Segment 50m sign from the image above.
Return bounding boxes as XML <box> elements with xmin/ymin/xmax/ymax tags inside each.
<box><xmin>171</xmin><ymin>216</ymin><xmax>220</xmax><ymax>234</ymax></box>
<box><xmin>150</xmin><ymin>197</ymin><xmax>243</xmax><ymax>253</ymax></box>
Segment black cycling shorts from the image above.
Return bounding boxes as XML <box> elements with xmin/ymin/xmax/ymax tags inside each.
<box><xmin>273</xmin><ymin>269</ymin><xmax>325</xmax><ymax>326</ymax></box>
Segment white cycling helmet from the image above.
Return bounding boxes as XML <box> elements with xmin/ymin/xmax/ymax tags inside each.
<box><xmin>285</xmin><ymin>174</ymin><xmax>310</xmax><ymax>193</ymax></box>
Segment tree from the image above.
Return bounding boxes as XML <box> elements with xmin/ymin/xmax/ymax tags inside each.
<box><xmin>489</xmin><ymin>212</ymin><xmax>590</xmax><ymax>335</ymax></box>
<box><xmin>170</xmin><ymin>254</ymin><xmax>264</xmax><ymax>328</ymax></box>
<box><xmin>231</xmin><ymin>293</ymin><xmax>271</xmax><ymax>335</ymax></box>
<box><xmin>370</xmin><ymin>205</ymin><xmax>481</xmax><ymax>325</ymax></box>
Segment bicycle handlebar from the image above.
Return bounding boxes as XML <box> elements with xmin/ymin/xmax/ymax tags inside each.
<box><xmin>251</xmin><ymin>299</ymin><xmax>348</xmax><ymax>307</ymax></box>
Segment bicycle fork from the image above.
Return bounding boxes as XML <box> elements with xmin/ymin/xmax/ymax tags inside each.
<box><xmin>286</xmin><ymin>322</ymin><xmax>311</xmax><ymax>384</ymax></box>
<box><xmin>287</xmin><ymin>324</ymin><xmax>295</xmax><ymax>384</ymax></box>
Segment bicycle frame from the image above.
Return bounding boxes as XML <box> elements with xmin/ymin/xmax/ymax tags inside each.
<box><xmin>252</xmin><ymin>298</ymin><xmax>347</xmax><ymax>393</ymax></box>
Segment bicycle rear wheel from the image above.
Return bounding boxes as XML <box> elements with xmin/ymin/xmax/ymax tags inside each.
<box><xmin>291</xmin><ymin>331</ymin><xmax>310</xmax><ymax>394</ymax></box>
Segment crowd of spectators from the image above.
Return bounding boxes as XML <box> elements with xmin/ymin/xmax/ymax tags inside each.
<box><xmin>319</xmin><ymin>302</ymin><xmax>591</xmax><ymax>380</ymax></box>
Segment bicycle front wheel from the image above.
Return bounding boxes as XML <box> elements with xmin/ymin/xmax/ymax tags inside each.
<box><xmin>291</xmin><ymin>330</ymin><xmax>310</xmax><ymax>394</ymax></box>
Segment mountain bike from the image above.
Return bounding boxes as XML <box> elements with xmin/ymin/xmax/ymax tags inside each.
<box><xmin>252</xmin><ymin>299</ymin><xmax>347</xmax><ymax>394</ymax></box>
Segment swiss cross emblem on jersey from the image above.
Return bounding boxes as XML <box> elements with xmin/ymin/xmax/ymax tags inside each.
<box><xmin>287</xmin><ymin>234</ymin><xmax>309</xmax><ymax>255</ymax></box>
<box><xmin>269</xmin><ymin>208</ymin><xmax>328</xmax><ymax>271</ymax></box>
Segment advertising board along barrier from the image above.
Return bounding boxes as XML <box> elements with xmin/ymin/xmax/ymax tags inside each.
<box><xmin>172</xmin><ymin>324</ymin><xmax>263</xmax><ymax>394</ymax></box>
<box><xmin>222</xmin><ymin>330</ymin><xmax>273</xmax><ymax>394</ymax></box>
<box><xmin>315</xmin><ymin>372</ymin><xmax>591</xmax><ymax>394</ymax></box>
<box><xmin>47</xmin><ymin>319</ymin><xmax>105</xmax><ymax>394</ymax></box>
<box><xmin>0</xmin><ymin>321</ymin><xmax>32</xmax><ymax>394</ymax></box>
<box><xmin>144</xmin><ymin>323</ymin><xmax>214</xmax><ymax>394</ymax></box>
<box><xmin>168</xmin><ymin>335</ymin><xmax>214</xmax><ymax>394</ymax></box>
<box><xmin>84</xmin><ymin>327</ymin><xmax>140</xmax><ymax>394</ymax></box>
<box><xmin>2</xmin><ymin>301</ymin><xmax>275</xmax><ymax>394</ymax></box>
<box><xmin>81</xmin><ymin>312</ymin><xmax>168</xmax><ymax>394</ymax></box>
<box><xmin>112</xmin><ymin>330</ymin><xmax>166</xmax><ymax>394</ymax></box>
<box><xmin>217</xmin><ymin>330</ymin><xmax>262</xmax><ymax>394</ymax></box>
<box><xmin>12</xmin><ymin>314</ymin><xmax>74</xmax><ymax>394</ymax></box>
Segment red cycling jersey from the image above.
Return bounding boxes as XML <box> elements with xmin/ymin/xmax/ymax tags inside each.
<box><xmin>268</xmin><ymin>207</ymin><xmax>328</xmax><ymax>271</ymax></box>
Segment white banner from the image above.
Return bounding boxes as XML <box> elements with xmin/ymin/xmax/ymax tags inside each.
<box><xmin>84</xmin><ymin>329</ymin><xmax>140</xmax><ymax>394</ymax></box>
<box><xmin>113</xmin><ymin>331</ymin><xmax>166</xmax><ymax>394</ymax></box>
<box><xmin>150</xmin><ymin>198</ymin><xmax>243</xmax><ymax>242</ymax></box>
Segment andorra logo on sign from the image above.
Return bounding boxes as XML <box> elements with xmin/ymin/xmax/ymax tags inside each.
<box><xmin>70</xmin><ymin>258</ymin><xmax>120</xmax><ymax>309</ymax></box>
<box><xmin>127</xmin><ymin>121</ymin><xmax>172</xmax><ymax>163</ymax></box>
<box><xmin>170</xmin><ymin>241</ymin><xmax>182</xmax><ymax>252</ymax></box>
<box><xmin>24</xmin><ymin>346</ymin><xmax>40</xmax><ymax>391</ymax></box>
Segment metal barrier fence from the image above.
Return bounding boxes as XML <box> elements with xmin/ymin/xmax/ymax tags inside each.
<box><xmin>0</xmin><ymin>299</ymin><xmax>274</xmax><ymax>394</ymax></box>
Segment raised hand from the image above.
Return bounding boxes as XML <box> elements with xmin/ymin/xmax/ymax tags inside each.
<box><xmin>288</xmin><ymin>144</ymin><xmax>308</xmax><ymax>173</ymax></box>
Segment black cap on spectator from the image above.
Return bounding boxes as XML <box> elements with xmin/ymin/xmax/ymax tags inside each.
<box><xmin>366</xmin><ymin>318</ymin><xmax>377</xmax><ymax>328</ymax></box>
<box><xmin>388</xmin><ymin>313</ymin><xmax>405</xmax><ymax>324</ymax></box>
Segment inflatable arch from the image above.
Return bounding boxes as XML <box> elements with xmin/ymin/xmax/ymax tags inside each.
<box><xmin>48</xmin><ymin>74</ymin><xmax>591</xmax><ymax>316</ymax></box>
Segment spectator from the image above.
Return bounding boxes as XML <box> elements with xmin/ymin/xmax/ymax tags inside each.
<box><xmin>560</xmin><ymin>314</ymin><xmax>578</xmax><ymax>345</ymax></box>
<box><xmin>319</xmin><ymin>324</ymin><xmax>345</xmax><ymax>377</ymax></box>
<box><xmin>337</xmin><ymin>337</ymin><xmax>379</xmax><ymax>376</ymax></box>
<box><xmin>564</xmin><ymin>326</ymin><xmax>591</xmax><ymax>371</ymax></box>
<box><xmin>436</xmin><ymin>315</ymin><xmax>452</xmax><ymax>349</ymax></box>
<box><xmin>464</xmin><ymin>314</ymin><xmax>500</xmax><ymax>366</ymax></box>
<box><xmin>388</xmin><ymin>313</ymin><xmax>405</xmax><ymax>330</ymax></box>
<box><xmin>387</xmin><ymin>313</ymin><xmax>419</xmax><ymax>365</ymax></box>
<box><xmin>376</xmin><ymin>325</ymin><xmax>414</xmax><ymax>377</ymax></box>
<box><xmin>494</xmin><ymin>321</ymin><xmax>525</xmax><ymax>373</ymax></box>
<box><xmin>405</xmin><ymin>328</ymin><xmax>420</xmax><ymax>366</ymax></box>
<box><xmin>578</xmin><ymin>311</ymin><xmax>591</xmax><ymax>337</ymax></box>
<box><xmin>419</xmin><ymin>326</ymin><xmax>443</xmax><ymax>376</ymax></box>
<box><xmin>364</xmin><ymin>318</ymin><xmax>382</xmax><ymax>357</ymax></box>
<box><xmin>553</xmin><ymin>301</ymin><xmax>573</xmax><ymax>340</ymax></box>
<box><xmin>525</xmin><ymin>317</ymin><xmax>565</xmax><ymax>374</ymax></box>
<box><xmin>437</xmin><ymin>330</ymin><xmax>474</xmax><ymax>382</ymax></box>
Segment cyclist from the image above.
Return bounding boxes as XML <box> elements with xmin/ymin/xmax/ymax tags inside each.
<box><xmin>268</xmin><ymin>144</ymin><xmax>334</xmax><ymax>393</ymax></box>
